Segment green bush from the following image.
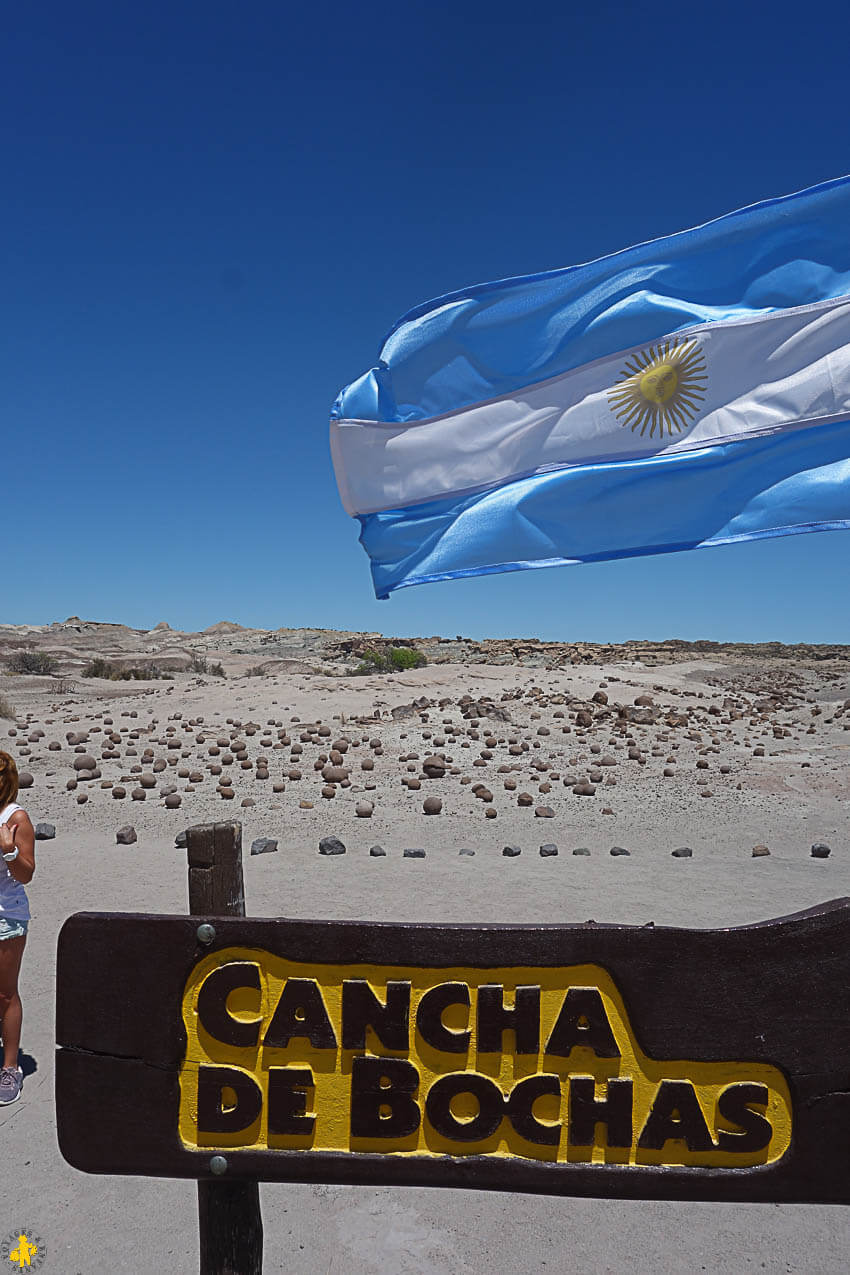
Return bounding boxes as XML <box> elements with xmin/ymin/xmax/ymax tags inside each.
<box><xmin>389</xmin><ymin>647</ymin><xmax>426</xmax><ymax>671</ymax></box>
<box><xmin>6</xmin><ymin>650</ymin><xmax>58</xmax><ymax>675</ymax></box>
<box><xmin>350</xmin><ymin>646</ymin><xmax>426</xmax><ymax>675</ymax></box>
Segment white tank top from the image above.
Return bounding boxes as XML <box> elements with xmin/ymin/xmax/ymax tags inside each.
<box><xmin>0</xmin><ymin>803</ymin><xmax>29</xmax><ymax>921</ymax></box>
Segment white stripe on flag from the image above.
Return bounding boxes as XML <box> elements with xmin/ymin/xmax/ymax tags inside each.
<box><xmin>331</xmin><ymin>293</ymin><xmax>850</xmax><ymax>516</ymax></box>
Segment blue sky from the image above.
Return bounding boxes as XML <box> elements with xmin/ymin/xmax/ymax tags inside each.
<box><xmin>5</xmin><ymin>0</ymin><xmax>850</xmax><ymax>641</ymax></box>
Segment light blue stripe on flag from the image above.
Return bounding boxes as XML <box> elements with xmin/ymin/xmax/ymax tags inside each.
<box><xmin>335</xmin><ymin>174</ymin><xmax>850</xmax><ymax>425</ymax></box>
<box><xmin>359</xmin><ymin>419</ymin><xmax>850</xmax><ymax>598</ymax></box>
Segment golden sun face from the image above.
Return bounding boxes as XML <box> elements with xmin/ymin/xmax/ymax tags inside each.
<box><xmin>608</xmin><ymin>338</ymin><xmax>707</xmax><ymax>437</ymax></box>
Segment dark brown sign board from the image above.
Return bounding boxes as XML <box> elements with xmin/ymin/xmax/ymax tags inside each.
<box><xmin>56</xmin><ymin>900</ymin><xmax>850</xmax><ymax>1202</ymax></box>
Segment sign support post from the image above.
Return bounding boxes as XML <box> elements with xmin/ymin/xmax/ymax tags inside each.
<box><xmin>186</xmin><ymin>822</ymin><xmax>263</xmax><ymax>1275</ymax></box>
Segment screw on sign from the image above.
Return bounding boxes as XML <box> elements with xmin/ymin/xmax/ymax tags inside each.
<box><xmin>0</xmin><ymin>1228</ymin><xmax>46</xmax><ymax>1270</ymax></box>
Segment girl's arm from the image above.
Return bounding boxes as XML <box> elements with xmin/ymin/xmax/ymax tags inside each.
<box><xmin>0</xmin><ymin>811</ymin><xmax>35</xmax><ymax>886</ymax></box>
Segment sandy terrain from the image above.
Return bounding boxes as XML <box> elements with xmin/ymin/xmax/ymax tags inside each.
<box><xmin>1</xmin><ymin>619</ymin><xmax>848</xmax><ymax>1273</ymax></box>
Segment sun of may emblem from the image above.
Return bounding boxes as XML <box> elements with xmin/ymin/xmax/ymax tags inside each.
<box><xmin>608</xmin><ymin>337</ymin><xmax>707</xmax><ymax>437</ymax></box>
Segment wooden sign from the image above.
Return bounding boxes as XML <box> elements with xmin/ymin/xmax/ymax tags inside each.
<box><xmin>56</xmin><ymin>900</ymin><xmax>850</xmax><ymax>1202</ymax></box>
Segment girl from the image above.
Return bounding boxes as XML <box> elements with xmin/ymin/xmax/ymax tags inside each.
<box><xmin>0</xmin><ymin>752</ymin><xmax>35</xmax><ymax>1105</ymax></box>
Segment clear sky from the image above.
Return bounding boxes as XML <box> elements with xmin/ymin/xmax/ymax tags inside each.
<box><xmin>5</xmin><ymin>1</ymin><xmax>849</xmax><ymax>642</ymax></box>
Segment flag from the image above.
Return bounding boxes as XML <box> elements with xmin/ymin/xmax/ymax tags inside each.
<box><xmin>330</xmin><ymin>175</ymin><xmax>850</xmax><ymax>599</ymax></box>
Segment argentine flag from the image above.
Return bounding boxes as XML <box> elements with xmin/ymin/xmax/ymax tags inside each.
<box><xmin>331</xmin><ymin>175</ymin><xmax>850</xmax><ymax>599</ymax></box>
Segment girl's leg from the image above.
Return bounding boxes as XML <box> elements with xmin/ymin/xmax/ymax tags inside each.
<box><xmin>0</xmin><ymin>935</ymin><xmax>26</xmax><ymax>1068</ymax></box>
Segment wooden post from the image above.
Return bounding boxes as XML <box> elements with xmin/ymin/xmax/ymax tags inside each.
<box><xmin>185</xmin><ymin>822</ymin><xmax>263</xmax><ymax>1275</ymax></box>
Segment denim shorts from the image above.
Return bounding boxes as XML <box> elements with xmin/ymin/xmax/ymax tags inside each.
<box><xmin>0</xmin><ymin>918</ymin><xmax>28</xmax><ymax>941</ymax></box>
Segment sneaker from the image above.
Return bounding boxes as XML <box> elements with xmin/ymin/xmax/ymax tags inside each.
<box><xmin>0</xmin><ymin>1065</ymin><xmax>23</xmax><ymax>1105</ymax></box>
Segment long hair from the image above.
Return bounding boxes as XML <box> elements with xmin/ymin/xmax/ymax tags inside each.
<box><xmin>0</xmin><ymin>752</ymin><xmax>20</xmax><ymax>810</ymax></box>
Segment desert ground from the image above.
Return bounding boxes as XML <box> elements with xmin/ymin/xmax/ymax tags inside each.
<box><xmin>1</xmin><ymin>617</ymin><xmax>849</xmax><ymax>1273</ymax></box>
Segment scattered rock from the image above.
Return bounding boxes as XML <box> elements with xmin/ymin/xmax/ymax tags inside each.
<box><xmin>752</xmin><ymin>844</ymin><xmax>770</xmax><ymax>857</ymax></box>
<box><xmin>116</xmin><ymin>825</ymin><xmax>136</xmax><ymax>845</ymax></box>
<box><xmin>319</xmin><ymin>836</ymin><xmax>346</xmax><ymax>856</ymax></box>
<box><xmin>423</xmin><ymin>796</ymin><xmax>442</xmax><ymax>815</ymax></box>
<box><xmin>671</xmin><ymin>846</ymin><xmax>693</xmax><ymax>858</ymax></box>
<box><xmin>34</xmin><ymin>822</ymin><xmax>55</xmax><ymax>840</ymax></box>
<box><xmin>572</xmin><ymin>783</ymin><xmax>596</xmax><ymax>796</ymax></box>
<box><xmin>502</xmin><ymin>844</ymin><xmax>521</xmax><ymax>857</ymax></box>
<box><xmin>356</xmin><ymin>800</ymin><xmax>374</xmax><ymax>817</ymax></box>
<box><xmin>811</xmin><ymin>843</ymin><xmax>831</xmax><ymax>859</ymax></box>
<box><xmin>572</xmin><ymin>847</ymin><xmax>591</xmax><ymax>856</ymax></box>
<box><xmin>369</xmin><ymin>844</ymin><xmax>386</xmax><ymax>857</ymax></box>
<box><xmin>535</xmin><ymin>806</ymin><xmax>555</xmax><ymax>818</ymax></box>
<box><xmin>17</xmin><ymin>772</ymin><xmax>34</xmax><ymax>789</ymax></box>
<box><xmin>610</xmin><ymin>845</ymin><xmax>630</xmax><ymax>856</ymax></box>
<box><xmin>403</xmin><ymin>847</ymin><xmax>426</xmax><ymax>858</ymax></box>
<box><xmin>459</xmin><ymin>848</ymin><xmax>475</xmax><ymax>856</ymax></box>
<box><xmin>251</xmin><ymin>837</ymin><xmax>278</xmax><ymax>855</ymax></box>
<box><xmin>321</xmin><ymin>764</ymin><xmax>348</xmax><ymax>783</ymax></box>
<box><xmin>539</xmin><ymin>843</ymin><xmax>558</xmax><ymax>857</ymax></box>
<box><xmin>165</xmin><ymin>793</ymin><xmax>182</xmax><ymax>809</ymax></box>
